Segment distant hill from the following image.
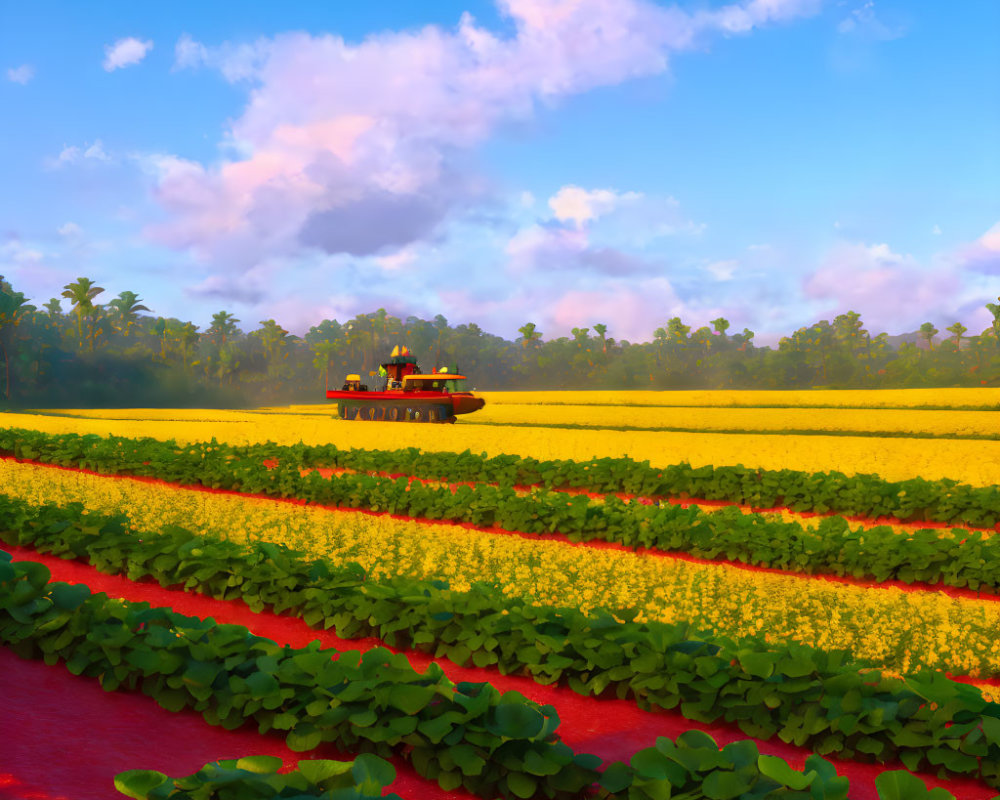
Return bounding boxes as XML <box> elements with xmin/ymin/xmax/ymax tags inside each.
<box><xmin>885</xmin><ymin>331</ymin><xmax>931</xmax><ymax>350</ymax></box>
<box><xmin>886</xmin><ymin>330</ymin><xmax>983</xmax><ymax>351</ymax></box>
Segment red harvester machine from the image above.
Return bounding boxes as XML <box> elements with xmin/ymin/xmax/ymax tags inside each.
<box><xmin>326</xmin><ymin>345</ymin><xmax>485</xmax><ymax>423</ymax></box>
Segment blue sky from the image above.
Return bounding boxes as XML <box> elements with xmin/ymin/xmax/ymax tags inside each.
<box><xmin>1</xmin><ymin>0</ymin><xmax>998</xmax><ymax>344</ymax></box>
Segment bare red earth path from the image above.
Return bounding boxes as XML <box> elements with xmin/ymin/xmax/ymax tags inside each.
<box><xmin>0</xmin><ymin>646</ymin><xmax>477</xmax><ymax>800</ymax></box>
<box><xmin>3</xmin><ymin>544</ymin><xmax>996</xmax><ymax>800</ymax></box>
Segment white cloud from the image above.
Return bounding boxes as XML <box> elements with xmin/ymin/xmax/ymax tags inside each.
<box><xmin>46</xmin><ymin>139</ymin><xmax>112</xmax><ymax>169</ymax></box>
<box><xmin>702</xmin><ymin>0</ymin><xmax>822</xmax><ymax>34</ymax></box>
<box><xmin>958</xmin><ymin>220</ymin><xmax>1000</xmax><ymax>276</ymax></box>
<box><xmin>548</xmin><ymin>185</ymin><xmax>641</xmax><ymax>228</ymax></box>
<box><xmin>979</xmin><ymin>221</ymin><xmax>1000</xmax><ymax>252</ymax></box>
<box><xmin>705</xmin><ymin>259</ymin><xmax>738</xmax><ymax>281</ymax></box>
<box><xmin>57</xmin><ymin>222</ymin><xmax>83</xmax><ymax>237</ymax></box>
<box><xmin>83</xmin><ymin>141</ymin><xmax>110</xmax><ymax>161</ymax></box>
<box><xmin>172</xmin><ymin>33</ymin><xmax>269</xmax><ymax>81</ymax></box>
<box><xmin>373</xmin><ymin>247</ymin><xmax>418</xmax><ymax>271</ymax></box>
<box><xmin>103</xmin><ymin>37</ymin><xmax>153</xmax><ymax>71</ymax></box>
<box><xmin>174</xmin><ymin>34</ymin><xmax>209</xmax><ymax>70</ymax></box>
<box><xmin>0</xmin><ymin>239</ymin><xmax>44</xmax><ymax>266</ymax></box>
<box><xmin>837</xmin><ymin>1</ymin><xmax>906</xmax><ymax>40</ymax></box>
<box><xmin>6</xmin><ymin>64</ymin><xmax>34</xmax><ymax>84</ymax></box>
<box><xmin>147</xmin><ymin>0</ymin><xmax>820</xmax><ymax>270</ymax></box>
<box><xmin>519</xmin><ymin>190</ymin><xmax>536</xmax><ymax>208</ymax></box>
<box><xmin>803</xmin><ymin>241</ymin><xmax>959</xmax><ymax>330</ymax></box>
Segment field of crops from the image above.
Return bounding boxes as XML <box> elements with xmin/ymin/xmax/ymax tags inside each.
<box><xmin>4</xmin><ymin>389</ymin><xmax>1000</xmax><ymax>800</ymax></box>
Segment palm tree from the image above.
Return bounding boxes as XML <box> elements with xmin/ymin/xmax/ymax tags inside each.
<box><xmin>518</xmin><ymin>322</ymin><xmax>542</xmax><ymax>349</ymax></box>
<box><xmin>176</xmin><ymin>322</ymin><xmax>200</xmax><ymax>371</ymax></box>
<box><xmin>946</xmin><ymin>322</ymin><xmax>968</xmax><ymax>350</ymax></box>
<box><xmin>666</xmin><ymin>317</ymin><xmax>690</xmax><ymax>346</ymax></box>
<box><xmin>107</xmin><ymin>291</ymin><xmax>150</xmax><ymax>337</ymax></box>
<box><xmin>149</xmin><ymin>318</ymin><xmax>170</xmax><ymax>360</ymax></box>
<box><xmin>216</xmin><ymin>343</ymin><xmax>240</xmax><ymax>386</ymax></box>
<box><xmin>311</xmin><ymin>340</ymin><xmax>337</xmax><ymax>390</ymax></box>
<box><xmin>86</xmin><ymin>304</ymin><xmax>110</xmax><ymax>351</ymax></box>
<box><xmin>918</xmin><ymin>322</ymin><xmax>938</xmax><ymax>351</ymax></box>
<box><xmin>0</xmin><ymin>287</ymin><xmax>36</xmax><ymax>400</ymax></box>
<box><xmin>986</xmin><ymin>298</ymin><xmax>1000</xmax><ymax>340</ymax></box>
<box><xmin>593</xmin><ymin>323</ymin><xmax>609</xmax><ymax>354</ymax></box>
<box><xmin>254</xmin><ymin>319</ymin><xmax>291</xmax><ymax>371</ymax></box>
<box><xmin>208</xmin><ymin>311</ymin><xmax>241</xmax><ymax>345</ymax></box>
<box><xmin>61</xmin><ymin>277</ymin><xmax>104</xmax><ymax>350</ymax></box>
<box><xmin>710</xmin><ymin>317</ymin><xmax>730</xmax><ymax>340</ymax></box>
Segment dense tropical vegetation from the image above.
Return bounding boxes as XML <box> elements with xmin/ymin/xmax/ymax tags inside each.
<box><xmin>1</xmin><ymin>274</ymin><xmax>999</xmax><ymax>407</ymax></box>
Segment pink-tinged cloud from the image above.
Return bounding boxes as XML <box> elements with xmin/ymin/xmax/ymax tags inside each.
<box><xmin>103</xmin><ymin>37</ymin><xmax>153</xmax><ymax>71</ymax></box>
<box><xmin>154</xmin><ymin>0</ymin><xmax>820</xmax><ymax>280</ymax></box>
<box><xmin>548</xmin><ymin>185</ymin><xmax>640</xmax><ymax>227</ymax></box>
<box><xmin>438</xmin><ymin>275</ymin><xmax>722</xmax><ymax>342</ymax></box>
<box><xmin>958</xmin><ymin>220</ymin><xmax>1000</xmax><ymax>275</ymax></box>
<box><xmin>549</xmin><ymin>279</ymin><xmax>689</xmax><ymax>340</ymax></box>
<box><xmin>505</xmin><ymin>222</ymin><xmax>656</xmax><ymax>276</ymax></box>
<box><xmin>802</xmin><ymin>241</ymin><xmax>961</xmax><ymax>330</ymax></box>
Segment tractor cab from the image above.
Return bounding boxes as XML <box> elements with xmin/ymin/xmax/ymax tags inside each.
<box><xmin>402</xmin><ymin>373</ymin><xmax>469</xmax><ymax>392</ymax></box>
<box><xmin>341</xmin><ymin>374</ymin><xmax>367</xmax><ymax>391</ymax></box>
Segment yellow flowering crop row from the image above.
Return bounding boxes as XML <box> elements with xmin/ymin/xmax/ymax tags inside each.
<box><xmin>475</xmin><ymin>388</ymin><xmax>1000</xmax><ymax>409</ymax></box>
<box><xmin>5</xmin><ymin>409</ymin><xmax>1000</xmax><ymax>487</ymax></box>
<box><xmin>4</xmin><ymin>457</ymin><xmax>1000</xmax><ymax>679</ymax></box>
<box><xmin>467</xmin><ymin>403</ymin><xmax>1000</xmax><ymax>437</ymax></box>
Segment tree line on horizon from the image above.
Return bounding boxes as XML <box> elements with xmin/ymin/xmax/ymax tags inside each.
<box><xmin>1</xmin><ymin>274</ymin><xmax>1000</xmax><ymax>407</ymax></box>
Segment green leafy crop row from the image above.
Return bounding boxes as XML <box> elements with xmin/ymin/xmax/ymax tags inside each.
<box><xmin>116</xmin><ymin>748</ymin><xmax>973</xmax><ymax>800</ymax></box>
<box><xmin>115</xmin><ymin>754</ymin><xmax>403</xmax><ymax>800</ymax></box>
<box><xmin>4</xmin><ymin>495</ymin><xmax>1000</xmax><ymax>789</ymax></box>
<box><xmin>3</xmin><ymin>427</ymin><xmax>999</xmax><ymax>526</ymax></box>
<box><xmin>2</xmin><ymin>428</ymin><xmax>1000</xmax><ymax>594</ymax></box>
<box><xmin>2</xmin><ymin>549</ymin><xmax>893</xmax><ymax>800</ymax></box>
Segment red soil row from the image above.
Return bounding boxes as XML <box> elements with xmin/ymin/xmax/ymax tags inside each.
<box><xmin>9</xmin><ymin>455</ymin><xmax>1000</xmax><ymax>612</ymax></box>
<box><xmin>2</xmin><ymin>543</ymin><xmax>995</xmax><ymax>800</ymax></box>
<box><xmin>280</xmin><ymin>461</ymin><xmax>1000</xmax><ymax>538</ymax></box>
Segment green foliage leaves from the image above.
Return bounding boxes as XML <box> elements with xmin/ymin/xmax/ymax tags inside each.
<box><xmin>114</xmin><ymin>755</ymin><xmax>401</xmax><ymax>799</ymax></box>
<box><xmin>3</xmin><ymin>427</ymin><xmax>1000</xmax><ymax>603</ymax></box>
<box><xmin>0</xmin><ymin>551</ymin><xmax>600</xmax><ymax>800</ymax></box>
<box><xmin>5</xmin><ymin>490</ymin><xmax>1000</xmax><ymax>793</ymax></box>
<box><xmin>874</xmin><ymin>770</ymin><xmax>956</xmax><ymax>800</ymax></box>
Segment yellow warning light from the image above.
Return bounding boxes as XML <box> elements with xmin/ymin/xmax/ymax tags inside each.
<box><xmin>390</xmin><ymin>345</ymin><xmax>410</xmax><ymax>357</ymax></box>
